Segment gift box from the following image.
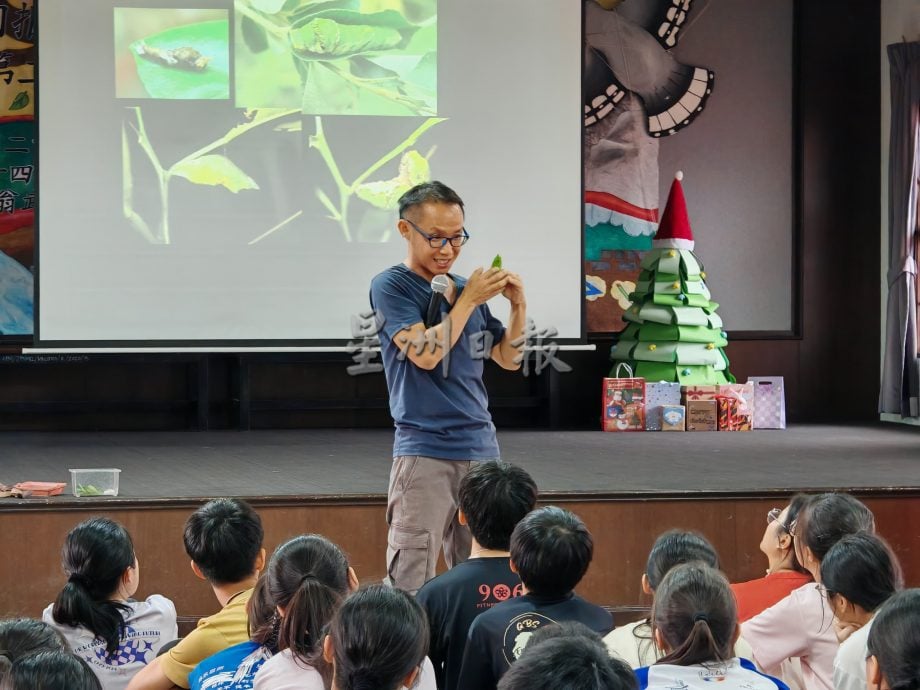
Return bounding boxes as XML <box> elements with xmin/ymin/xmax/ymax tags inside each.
<box><xmin>602</xmin><ymin>364</ymin><xmax>646</xmax><ymax>432</ymax></box>
<box><xmin>687</xmin><ymin>400</ymin><xmax>718</xmax><ymax>431</ymax></box>
<box><xmin>646</xmin><ymin>381</ymin><xmax>682</xmax><ymax>431</ymax></box>
<box><xmin>660</xmin><ymin>405</ymin><xmax>686</xmax><ymax>431</ymax></box>
<box><xmin>717</xmin><ymin>396</ymin><xmax>751</xmax><ymax>431</ymax></box>
<box><xmin>748</xmin><ymin>376</ymin><xmax>786</xmax><ymax>429</ymax></box>
<box><xmin>717</xmin><ymin>383</ymin><xmax>754</xmax><ymax>429</ymax></box>
<box><xmin>681</xmin><ymin>385</ymin><xmax>719</xmax><ymax>403</ymax></box>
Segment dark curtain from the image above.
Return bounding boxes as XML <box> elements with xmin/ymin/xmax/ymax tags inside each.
<box><xmin>880</xmin><ymin>41</ymin><xmax>920</xmax><ymax>418</ymax></box>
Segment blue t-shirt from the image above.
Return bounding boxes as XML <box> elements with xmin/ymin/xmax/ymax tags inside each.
<box><xmin>369</xmin><ymin>264</ymin><xmax>506</xmax><ymax>460</ymax></box>
<box><xmin>635</xmin><ymin>658</ymin><xmax>789</xmax><ymax>690</ymax></box>
<box><xmin>189</xmin><ymin>641</ymin><xmax>272</xmax><ymax>690</ymax></box>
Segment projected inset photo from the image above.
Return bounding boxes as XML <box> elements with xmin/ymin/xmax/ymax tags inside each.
<box><xmin>234</xmin><ymin>0</ymin><xmax>437</xmax><ymax>116</ymax></box>
<box><xmin>115</xmin><ymin>8</ymin><xmax>230</xmax><ymax>100</ymax></box>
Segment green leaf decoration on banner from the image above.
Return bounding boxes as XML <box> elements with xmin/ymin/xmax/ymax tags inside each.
<box><xmin>130</xmin><ymin>20</ymin><xmax>230</xmax><ymax>100</ymax></box>
<box><xmin>9</xmin><ymin>91</ymin><xmax>29</xmax><ymax>111</ymax></box>
<box><xmin>290</xmin><ymin>16</ymin><xmax>402</xmax><ymax>60</ymax></box>
<box><xmin>355</xmin><ymin>149</ymin><xmax>430</xmax><ymax>209</ymax></box>
<box><xmin>171</xmin><ymin>155</ymin><xmax>259</xmax><ymax>193</ymax></box>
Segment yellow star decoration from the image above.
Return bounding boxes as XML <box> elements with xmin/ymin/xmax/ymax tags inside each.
<box><xmin>668</xmin><ymin>250</ymin><xmax>677</xmax><ymax>257</ymax></box>
<box><xmin>672</xmin><ymin>282</ymin><xmax>680</xmax><ymax>290</ymax></box>
<box><xmin>700</xmin><ymin>271</ymin><xmax>707</xmax><ymax>279</ymax></box>
<box><xmin>706</xmin><ymin>343</ymin><xmax>715</xmax><ymax>350</ymax></box>
<box><xmin>648</xmin><ymin>344</ymin><xmax>657</xmax><ymax>351</ymax></box>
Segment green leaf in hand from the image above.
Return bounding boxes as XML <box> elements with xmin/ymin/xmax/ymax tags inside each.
<box><xmin>171</xmin><ymin>154</ymin><xmax>260</xmax><ymax>193</ymax></box>
<box><xmin>491</xmin><ymin>254</ymin><xmax>503</xmax><ymax>270</ymax></box>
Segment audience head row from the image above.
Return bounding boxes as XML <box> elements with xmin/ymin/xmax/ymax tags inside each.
<box><xmin>0</xmin><ymin>619</ymin><xmax>99</xmax><ymax>690</ymax></box>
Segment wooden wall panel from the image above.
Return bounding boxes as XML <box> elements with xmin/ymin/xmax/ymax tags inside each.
<box><xmin>3</xmin><ymin>492</ymin><xmax>915</xmax><ymax>622</ymax></box>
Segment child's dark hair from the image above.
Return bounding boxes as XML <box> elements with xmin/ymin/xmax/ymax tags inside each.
<box><xmin>183</xmin><ymin>498</ymin><xmax>264</xmax><ymax>585</ymax></box>
<box><xmin>646</xmin><ymin>531</ymin><xmax>719</xmax><ymax>590</ymax></box>
<box><xmin>820</xmin><ymin>532</ymin><xmax>903</xmax><ymax>612</ymax></box>
<box><xmin>1</xmin><ymin>650</ymin><xmax>102</xmax><ymax>690</ymax></box>
<box><xmin>497</xmin><ymin>633</ymin><xmax>637</xmax><ymax>690</ymax></box>
<box><xmin>50</xmin><ymin>517</ymin><xmax>135</xmax><ymax>655</ymax></box>
<box><xmin>510</xmin><ymin>506</ymin><xmax>593</xmax><ymax>597</ymax></box>
<box><xmin>330</xmin><ymin>584</ymin><xmax>428</xmax><ymax>690</ymax></box>
<box><xmin>782</xmin><ymin>494</ymin><xmax>811</xmax><ymax>573</ymax></box>
<box><xmin>652</xmin><ymin>563</ymin><xmax>736</xmax><ymax>667</ymax></box>
<box><xmin>459</xmin><ymin>462</ymin><xmax>538</xmax><ymax>551</ymax></box>
<box><xmin>796</xmin><ymin>493</ymin><xmax>874</xmax><ymax>562</ymax></box>
<box><xmin>268</xmin><ymin>535</ymin><xmax>350</xmax><ymax>666</ymax></box>
<box><xmin>867</xmin><ymin>589</ymin><xmax>920</xmax><ymax>690</ymax></box>
<box><xmin>247</xmin><ymin>575</ymin><xmax>279</xmax><ymax>651</ymax></box>
<box><xmin>0</xmin><ymin>620</ymin><xmax>69</xmax><ymax>681</ymax></box>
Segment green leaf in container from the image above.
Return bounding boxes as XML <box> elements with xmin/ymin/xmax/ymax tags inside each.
<box><xmin>355</xmin><ymin>149</ymin><xmax>430</xmax><ymax>210</ymax></box>
<box><xmin>290</xmin><ymin>16</ymin><xmax>402</xmax><ymax>60</ymax></box>
<box><xmin>171</xmin><ymin>154</ymin><xmax>260</xmax><ymax>193</ymax></box>
<box><xmin>9</xmin><ymin>91</ymin><xmax>29</xmax><ymax>111</ymax></box>
<box><xmin>130</xmin><ymin>19</ymin><xmax>230</xmax><ymax>100</ymax></box>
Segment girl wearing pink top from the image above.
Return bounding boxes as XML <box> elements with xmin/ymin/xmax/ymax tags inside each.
<box><xmin>741</xmin><ymin>493</ymin><xmax>875</xmax><ymax>690</ymax></box>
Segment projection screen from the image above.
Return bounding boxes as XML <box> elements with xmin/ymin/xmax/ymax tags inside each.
<box><xmin>36</xmin><ymin>0</ymin><xmax>583</xmax><ymax>346</ymax></box>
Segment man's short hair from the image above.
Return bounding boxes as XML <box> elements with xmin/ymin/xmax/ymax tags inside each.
<box><xmin>397</xmin><ymin>181</ymin><xmax>464</xmax><ymax>219</ymax></box>
<box><xmin>459</xmin><ymin>462</ymin><xmax>538</xmax><ymax>551</ymax></box>
<box><xmin>183</xmin><ymin>498</ymin><xmax>264</xmax><ymax>585</ymax></box>
<box><xmin>509</xmin><ymin>506</ymin><xmax>593</xmax><ymax>597</ymax></box>
<box><xmin>497</xmin><ymin>634</ymin><xmax>637</xmax><ymax>690</ymax></box>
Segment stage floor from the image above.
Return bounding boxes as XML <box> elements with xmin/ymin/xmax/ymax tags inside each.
<box><xmin>2</xmin><ymin>424</ymin><xmax>919</xmax><ymax>503</ymax></box>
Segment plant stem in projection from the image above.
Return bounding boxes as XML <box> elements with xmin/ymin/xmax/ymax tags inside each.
<box><xmin>122</xmin><ymin>106</ymin><xmax>296</xmax><ymax>244</ymax></box>
<box><xmin>307</xmin><ymin>114</ymin><xmax>444</xmax><ymax>242</ymax></box>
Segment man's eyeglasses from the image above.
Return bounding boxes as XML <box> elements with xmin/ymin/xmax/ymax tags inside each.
<box><xmin>767</xmin><ymin>508</ymin><xmax>793</xmax><ymax>536</ymax></box>
<box><xmin>402</xmin><ymin>217</ymin><xmax>469</xmax><ymax>248</ymax></box>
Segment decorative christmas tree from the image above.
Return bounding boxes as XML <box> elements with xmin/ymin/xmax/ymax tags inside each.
<box><xmin>610</xmin><ymin>171</ymin><xmax>735</xmax><ymax>385</ymax></box>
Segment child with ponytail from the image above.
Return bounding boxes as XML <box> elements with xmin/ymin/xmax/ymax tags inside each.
<box><xmin>866</xmin><ymin>589</ymin><xmax>920</xmax><ymax>690</ymax></box>
<box><xmin>42</xmin><ymin>517</ymin><xmax>177</xmax><ymax>690</ymax></box>
<box><xmin>636</xmin><ymin>563</ymin><xmax>787</xmax><ymax>690</ymax></box>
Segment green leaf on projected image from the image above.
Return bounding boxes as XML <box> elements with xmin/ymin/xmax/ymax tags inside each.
<box><xmin>130</xmin><ymin>20</ymin><xmax>230</xmax><ymax>100</ymax></box>
<box><xmin>171</xmin><ymin>155</ymin><xmax>260</xmax><ymax>194</ymax></box>
<box><xmin>355</xmin><ymin>149</ymin><xmax>430</xmax><ymax>210</ymax></box>
<box><xmin>289</xmin><ymin>8</ymin><xmax>417</xmax><ymax>57</ymax></box>
<box><xmin>249</xmin><ymin>0</ymin><xmax>289</xmax><ymax>13</ymax></box>
<box><xmin>302</xmin><ymin>61</ymin><xmax>358</xmax><ymax>114</ymax></box>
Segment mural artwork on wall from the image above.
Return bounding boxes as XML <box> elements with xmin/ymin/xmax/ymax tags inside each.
<box><xmin>584</xmin><ymin>0</ymin><xmax>714</xmax><ymax>333</ymax></box>
<box><xmin>0</xmin><ymin>0</ymin><xmax>34</xmax><ymax>337</ymax></box>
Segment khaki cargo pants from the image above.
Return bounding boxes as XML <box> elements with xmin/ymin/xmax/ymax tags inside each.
<box><xmin>384</xmin><ymin>455</ymin><xmax>477</xmax><ymax>594</ymax></box>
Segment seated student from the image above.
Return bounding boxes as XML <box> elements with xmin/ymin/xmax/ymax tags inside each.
<box><xmin>818</xmin><ymin>532</ymin><xmax>903</xmax><ymax>690</ymax></box>
<box><xmin>42</xmin><ymin>517</ymin><xmax>178</xmax><ymax>690</ymax></box>
<box><xmin>457</xmin><ymin>506</ymin><xmax>613</xmax><ymax>690</ymax></box>
<box><xmin>497</xmin><ymin>621</ymin><xmax>637</xmax><ymax>690</ymax></box>
<box><xmin>605</xmin><ymin>530</ymin><xmax>719</xmax><ymax>667</ymax></box>
<box><xmin>127</xmin><ymin>498</ymin><xmax>266</xmax><ymax>690</ymax></box>
<box><xmin>189</xmin><ymin>575</ymin><xmax>277</xmax><ymax>690</ymax></box>
<box><xmin>637</xmin><ymin>563</ymin><xmax>787</xmax><ymax>690</ymax></box>
<box><xmin>741</xmin><ymin>493</ymin><xmax>875</xmax><ymax>690</ymax></box>
<box><xmin>416</xmin><ymin>461</ymin><xmax>538</xmax><ymax>690</ymax></box>
<box><xmin>322</xmin><ymin>585</ymin><xmax>429</xmax><ymax>690</ymax></box>
<box><xmin>252</xmin><ymin>535</ymin><xmax>357</xmax><ymax>690</ymax></box>
<box><xmin>0</xmin><ymin>619</ymin><xmax>69</xmax><ymax>683</ymax></box>
<box><xmin>2</xmin><ymin>650</ymin><xmax>102</xmax><ymax>690</ymax></box>
<box><xmin>253</xmin><ymin>535</ymin><xmax>438</xmax><ymax>690</ymax></box>
<box><xmin>866</xmin><ymin>588</ymin><xmax>920</xmax><ymax>690</ymax></box>
<box><xmin>731</xmin><ymin>495</ymin><xmax>813</xmax><ymax>622</ymax></box>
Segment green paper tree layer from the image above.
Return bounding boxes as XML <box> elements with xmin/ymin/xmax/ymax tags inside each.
<box><xmin>610</xmin><ymin>247</ymin><xmax>735</xmax><ymax>385</ymax></box>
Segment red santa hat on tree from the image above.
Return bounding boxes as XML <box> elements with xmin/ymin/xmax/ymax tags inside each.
<box><xmin>652</xmin><ymin>171</ymin><xmax>695</xmax><ymax>250</ymax></box>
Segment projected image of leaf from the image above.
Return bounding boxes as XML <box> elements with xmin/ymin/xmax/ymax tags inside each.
<box><xmin>171</xmin><ymin>155</ymin><xmax>260</xmax><ymax>193</ymax></box>
<box><xmin>234</xmin><ymin>0</ymin><xmax>437</xmax><ymax>115</ymax></box>
<box><xmin>127</xmin><ymin>18</ymin><xmax>230</xmax><ymax>100</ymax></box>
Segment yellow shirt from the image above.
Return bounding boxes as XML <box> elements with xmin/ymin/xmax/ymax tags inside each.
<box><xmin>160</xmin><ymin>588</ymin><xmax>252</xmax><ymax>689</ymax></box>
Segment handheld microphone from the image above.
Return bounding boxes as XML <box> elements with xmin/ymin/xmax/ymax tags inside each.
<box><xmin>426</xmin><ymin>275</ymin><xmax>450</xmax><ymax>328</ymax></box>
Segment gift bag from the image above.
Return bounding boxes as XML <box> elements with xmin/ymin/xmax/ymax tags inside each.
<box><xmin>682</xmin><ymin>385</ymin><xmax>719</xmax><ymax>403</ymax></box>
<box><xmin>748</xmin><ymin>376</ymin><xmax>786</xmax><ymax>429</ymax></box>
<box><xmin>602</xmin><ymin>364</ymin><xmax>646</xmax><ymax>432</ymax></box>
<box><xmin>717</xmin><ymin>383</ymin><xmax>754</xmax><ymax>430</ymax></box>
<box><xmin>646</xmin><ymin>381</ymin><xmax>682</xmax><ymax>430</ymax></box>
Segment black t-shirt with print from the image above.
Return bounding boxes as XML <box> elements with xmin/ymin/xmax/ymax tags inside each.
<box><xmin>456</xmin><ymin>591</ymin><xmax>614</xmax><ymax>690</ymax></box>
<box><xmin>416</xmin><ymin>557</ymin><xmax>522</xmax><ymax>690</ymax></box>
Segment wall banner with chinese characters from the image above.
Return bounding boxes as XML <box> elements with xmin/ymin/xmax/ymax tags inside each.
<box><xmin>0</xmin><ymin>0</ymin><xmax>34</xmax><ymax>338</ymax></box>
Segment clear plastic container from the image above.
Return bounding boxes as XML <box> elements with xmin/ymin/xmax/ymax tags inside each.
<box><xmin>69</xmin><ymin>468</ymin><xmax>121</xmax><ymax>497</ymax></box>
